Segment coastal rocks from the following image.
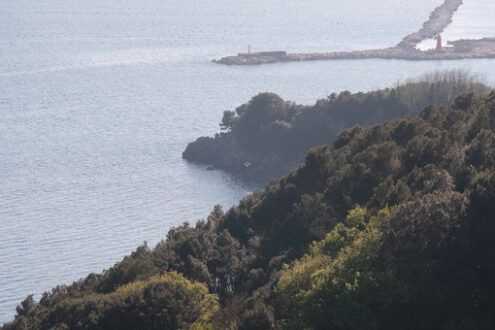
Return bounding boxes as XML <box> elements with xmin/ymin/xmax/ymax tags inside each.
<box><xmin>182</xmin><ymin>133</ymin><xmax>297</xmax><ymax>182</ymax></box>
<box><xmin>183</xmin><ymin>134</ymin><xmax>246</xmax><ymax>172</ymax></box>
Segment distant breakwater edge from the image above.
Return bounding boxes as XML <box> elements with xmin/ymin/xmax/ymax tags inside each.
<box><xmin>213</xmin><ymin>0</ymin><xmax>495</xmax><ymax>65</ymax></box>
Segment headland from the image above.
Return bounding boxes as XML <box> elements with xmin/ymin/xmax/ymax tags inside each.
<box><xmin>213</xmin><ymin>0</ymin><xmax>495</xmax><ymax>65</ymax></box>
<box><xmin>182</xmin><ymin>72</ymin><xmax>491</xmax><ymax>182</ymax></box>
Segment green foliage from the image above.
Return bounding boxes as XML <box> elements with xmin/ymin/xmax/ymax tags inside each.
<box><xmin>6</xmin><ymin>87</ymin><xmax>495</xmax><ymax>330</ymax></box>
<box><xmin>276</xmin><ymin>207</ymin><xmax>414</xmax><ymax>330</ymax></box>
<box><xmin>98</xmin><ymin>256</ymin><xmax>158</xmax><ymax>293</ymax></box>
<box><xmin>344</xmin><ymin>205</ymin><xmax>367</xmax><ymax>228</ymax></box>
<box><xmin>3</xmin><ymin>272</ymin><xmax>218</xmax><ymax>330</ymax></box>
<box><xmin>184</xmin><ymin>70</ymin><xmax>490</xmax><ymax>180</ymax></box>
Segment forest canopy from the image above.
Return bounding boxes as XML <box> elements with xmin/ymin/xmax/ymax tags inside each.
<box><xmin>4</xmin><ymin>83</ymin><xmax>495</xmax><ymax>330</ymax></box>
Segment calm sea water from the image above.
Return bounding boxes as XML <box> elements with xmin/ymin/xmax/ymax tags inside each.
<box><xmin>1</xmin><ymin>0</ymin><xmax>494</xmax><ymax>323</ymax></box>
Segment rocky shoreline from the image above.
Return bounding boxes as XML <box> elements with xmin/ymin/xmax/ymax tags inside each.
<box><xmin>182</xmin><ymin>133</ymin><xmax>298</xmax><ymax>183</ymax></box>
<box><xmin>212</xmin><ymin>0</ymin><xmax>495</xmax><ymax>65</ymax></box>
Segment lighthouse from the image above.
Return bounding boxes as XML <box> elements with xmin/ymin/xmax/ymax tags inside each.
<box><xmin>436</xmin><ymin>35</ymin><xmax>443</xmax><ymax>51</ymax></box>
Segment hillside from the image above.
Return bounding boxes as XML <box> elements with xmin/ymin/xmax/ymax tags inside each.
<box><xmin>4</xmin><ymin>90</ymin><xmax>495</xmax><ymax>329</ymax></box>
<box><xmin>183</xmin><ymin>71</ymin><xmax>490</xmax><ymax>182</ymax></box>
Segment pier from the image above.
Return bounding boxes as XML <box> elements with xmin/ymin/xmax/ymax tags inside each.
<box><xmin>213</xmin><ymin>0</ymin><xmax>495</xmax><ymax>65</ymax></box>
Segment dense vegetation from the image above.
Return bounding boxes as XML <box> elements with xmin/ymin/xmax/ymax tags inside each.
<box><xmin>183</xmin><ymin>71</ymin><xmax>490</xmax><ymax>181</ymax></box>
<box><xmin>4</xmin><ymin>88</ymin><xmax>495</xmax><ymax>329</ymax></box>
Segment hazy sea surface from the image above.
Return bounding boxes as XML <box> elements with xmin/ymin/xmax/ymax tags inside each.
<box><xmin>1</xmin><ymin>0</ymin><xmax>494</xmax><ymax>323</ymax></box>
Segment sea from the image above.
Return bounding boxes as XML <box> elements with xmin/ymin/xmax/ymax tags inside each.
<box><xmin>1</xmin><ymin>0</ymin><xmax>494</xmax><ymax>324</ymax></box>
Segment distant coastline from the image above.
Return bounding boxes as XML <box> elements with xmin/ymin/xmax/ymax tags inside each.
<box><xmin>213</xmin><ymin>0</ymin><xmax>495</xmax><ymax>65</ymax></box>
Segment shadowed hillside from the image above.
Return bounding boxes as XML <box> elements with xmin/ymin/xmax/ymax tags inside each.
<box><xmin>4</xmin><ymin>89</ymin><xmax>495</xmax><ymax>330</ymax></box>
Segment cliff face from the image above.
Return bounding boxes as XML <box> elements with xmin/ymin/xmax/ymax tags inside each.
<box><xmin>183</xmin><ymin>74</ymin><xmax>490</xmax><ymax>182</ymax></box>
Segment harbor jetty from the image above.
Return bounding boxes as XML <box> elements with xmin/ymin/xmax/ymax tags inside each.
<box><xmin>213</xmin><ymin>0</ymin><xmax>495</xmax><ymax>65</ymax></box>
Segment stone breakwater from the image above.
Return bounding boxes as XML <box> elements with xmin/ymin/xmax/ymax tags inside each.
<box><xmin>212</xmin><ymin>0</ymin><xmax>495</xmax><ymax>65</ymax></box>
<box><xmin>398</xmin><ymin>0</ymin><xmax>463</xmax><ymax>49</ymax></box>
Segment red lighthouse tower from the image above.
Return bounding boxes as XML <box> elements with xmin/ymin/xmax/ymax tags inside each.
<box><xmin>436</xmin><ymin>35</ymin><xmax>443</xmax><ymax>51</ymax></box>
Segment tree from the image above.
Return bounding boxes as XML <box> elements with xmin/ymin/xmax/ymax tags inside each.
<box><xmin>220</xmin><ymin>110</ymin><xmax>236</xmax><ymax>131</ymax></box>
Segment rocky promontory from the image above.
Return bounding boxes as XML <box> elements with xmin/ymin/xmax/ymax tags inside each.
<box><xmin>183</xmin><ymin>74</ymin><xmax>490</xmax><ymax>182</ymax></box>
<box><xmin>183</xmin><ymin>132</ymin><xmax>298</xmax><ymax>182</ymax></box>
